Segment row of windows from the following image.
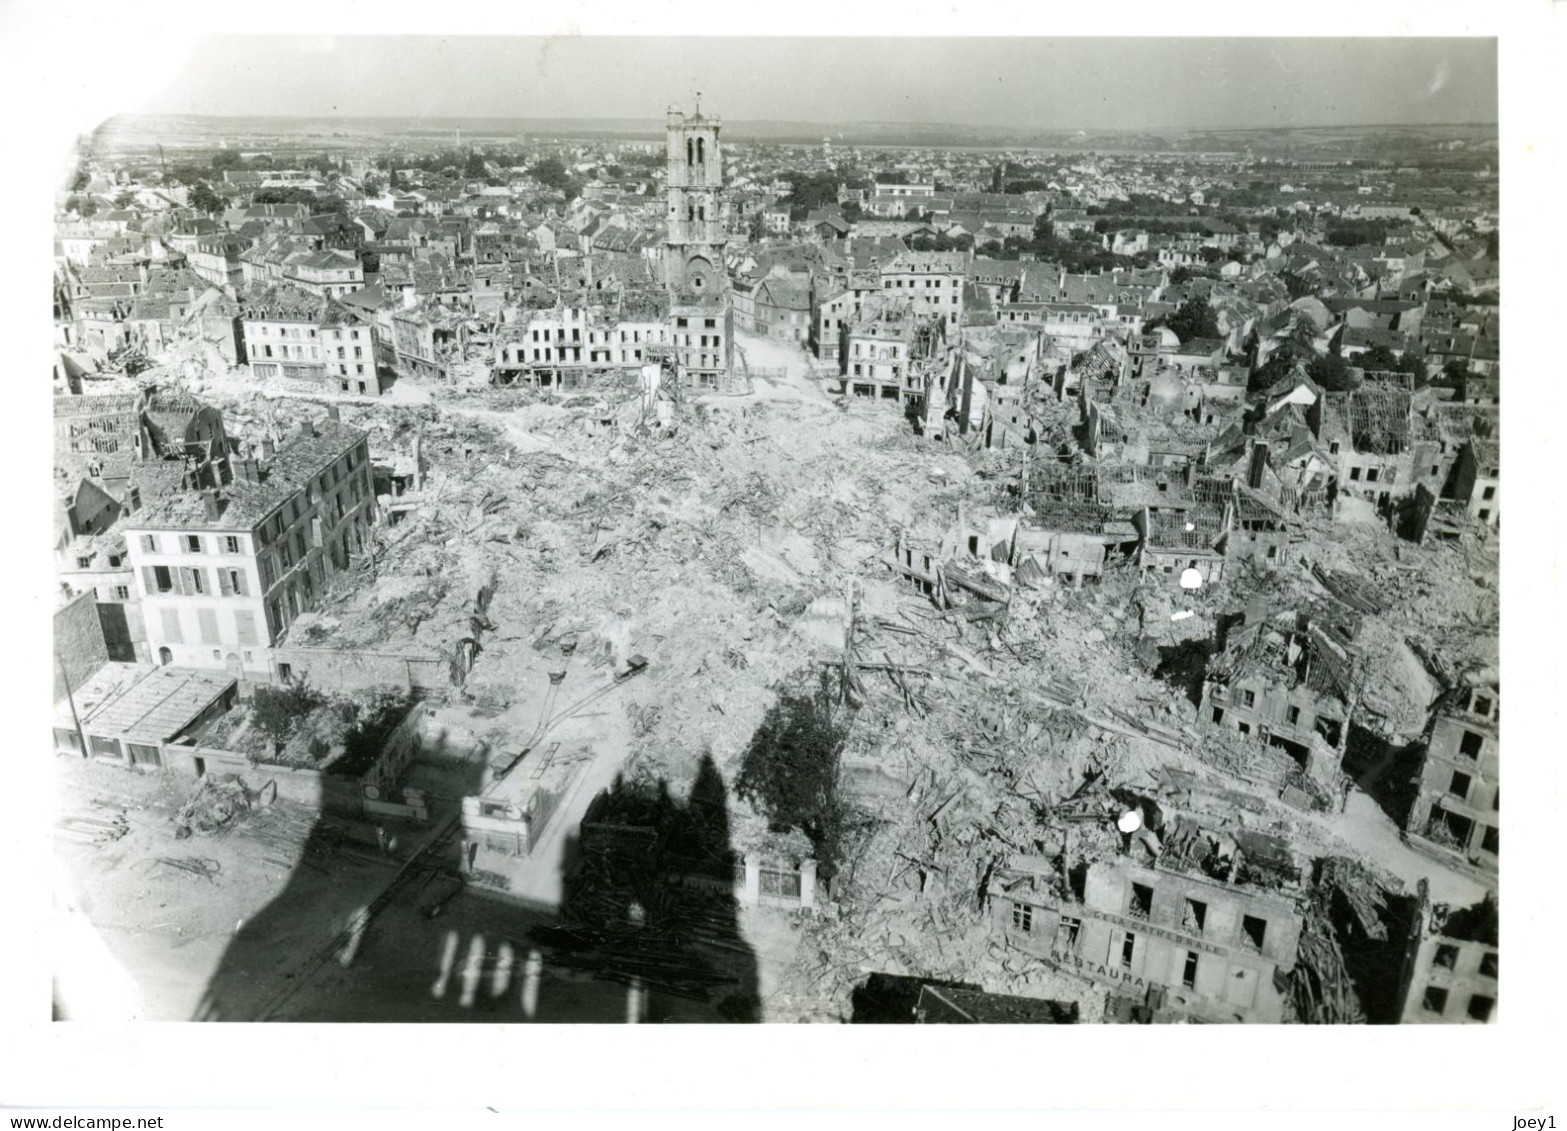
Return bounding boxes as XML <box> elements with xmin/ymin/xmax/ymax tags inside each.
<box><xmin>139</xmin><ymin>533</ymin><xmax>243</xmax><ymax>556</ymax></box>
<box><xmin>143</xmin><ymin>561</ymin><xmax>253</xmax><ymax>598</ymax></box>
<box><xmin>156</xmin><ymin>604</ymin><xmax>261</xmax><ymax>647</ymax></box>
<box><xmin>1011</xmin><ymin>904</ymin><xmax>1208</xmax><ymax>991</ymax></box>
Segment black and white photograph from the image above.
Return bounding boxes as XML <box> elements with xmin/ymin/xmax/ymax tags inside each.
<box><xmin>4</xmin><ymin>3</ymin><xmax>1559</xmax><ymax>1126</ymax></box>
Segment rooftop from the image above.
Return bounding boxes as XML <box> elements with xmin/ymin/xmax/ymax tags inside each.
<box><xmin>70</xmin><ymin>664</ymin><xmax>235</xmax><ymax>745</ymax></box>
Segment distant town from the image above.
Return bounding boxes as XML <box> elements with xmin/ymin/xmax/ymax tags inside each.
<box><xmin>52</xmin><ymin>98</ymin><xmax>1498</xmax><ymax>1025</ymax></box>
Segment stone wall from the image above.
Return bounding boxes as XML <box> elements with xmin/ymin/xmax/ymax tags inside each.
<box><xmin>54</xmin><ymin>592</ymin><xmax>110</xmax><ymax>700</ymax></box>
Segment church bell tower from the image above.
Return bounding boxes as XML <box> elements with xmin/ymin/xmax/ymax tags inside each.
<box><xmin>664</xmin><ymin>98</ymin><xmax>728</xmax><ymax>300</ymax></box>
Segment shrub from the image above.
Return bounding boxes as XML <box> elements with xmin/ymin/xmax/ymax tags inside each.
<box><xmin>250</xmin><ymin>682</ymin><xmax>327</xmax><ymax>746</ymax></box>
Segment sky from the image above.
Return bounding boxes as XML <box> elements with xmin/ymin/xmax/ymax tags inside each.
<box><xmin>132</xmin><ymin>36</ymin><xmax>1498</xmax><ymax>132</ymax></box>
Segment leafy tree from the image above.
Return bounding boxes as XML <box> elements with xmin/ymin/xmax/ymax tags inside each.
<box><xmin>733</xmin><ymin>673</ymin><xmax>851</xmax><ymax>872</ymax></box>
<box><xmin>1198</xmin><ymin>246</ymin><xmax>1227</xmax><ymax>265</ymax></box>
<box><xmin>1308</xmin><ymin>352</ymin><xmax>1360</xmax><ymax>392</ymax></box>
<box><xmin>530</xmin><ymin>157</ymin><xmax>571</xmax><ymax>191</ymax></box>
<box><xmin>253</xmin><ymin>187</ymin><xmax>317</xmax><ymax>207</ymax></box>
<box><xmin>188</xmin><ymin>182</ymin><xmax>222</xmax><ymax>215</ymax></box>
<box><xmin>166</xmin><ymin>162</ymin><xmax>209</xmax><ymax>188</ymax></box>
<box><xmin>362</xmin><ymin>172</ymin><xmax>385</xmax><ymax>197</ymax></box>
<box><xmin>70</xmin><ymin>169</ymin><xmax>90</xmax><ymax>192</ymax></box>
<box><xmin>464</xmin><ymin>151</ymin><xmax>488</xmax><ymax>179</ymax></box>
<box><xmin>209</xmin><ymin>149</ymin><xmax>244</xmax><ymax>171</ymax></box>
<box><xmin>1157</xmin><ymin>297</ymin><xmax>1221</xmax><ymax>343</ymax></box>
<box><xmin>782</xmin><ymin>172</ymin><xmax>841</xmax><ymax>220</ymax></box>
<box><xmin>250</xmin><ymin>682</ymin><xmax>326</xmax><ymax>747</ymax></box>
<box><xmin>1323</xmin><ymin>219</ymin><xmax>1393</xmax><ymax>247</ymax></box>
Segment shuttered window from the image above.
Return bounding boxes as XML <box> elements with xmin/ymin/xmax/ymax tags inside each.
<box><xmin>159</xmin><ymin>607</ymin><xmax>183</xmax><ymax>643</ymax></box>
<box><xmin>197</xmin><ymin>607</ymin><xmax>220</xmax><ymax>645</ymax></box>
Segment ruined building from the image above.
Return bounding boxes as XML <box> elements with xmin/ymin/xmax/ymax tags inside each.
<box><xmin>1405</xmin><ymin>681</ymin><xmax>1499</xmax><ymax>877</ymax></box>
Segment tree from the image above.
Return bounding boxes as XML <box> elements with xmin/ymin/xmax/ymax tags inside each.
<box><xmin>464</xmin><ymin>150</ymin><xmax>488</xmax><ymax>179</ymax></box>
<box><xmin>733</xmin><ymin>673</ymin><xmax>851</xmax><ymax>871</ymax></box>
<box><xmin>1158</xmin><ymin>297</ymin><xmax>1221</xmax><ymax>343</ymax></box>
<box><xmin>70</xmin><ymin>169</ymin><xmax>89</xmax><ymax>192</ymax></box>
<box><xmin>188</xmin><ymin>182</ymin><xmax>222</xmax><ymax>215</ymax></box>
<box><xmin>782</xmin><ymin>172</ymin><xmax>840</xmax><ymax>219</ymax></box>
<box><xmin>1308</xmin><ymin>352</ymin><xmax>1360</xmax><ymax>393</ymax></box>
<box><xmin>250</xmin><ymin>683</ymin><xmax>326</xmax><ymax>747</ymax></box>
<box><xmin>209</xmin><ymin>149</ymin><xmax>244</xmax><ymax>172</ymax></box>
<box><xmin>362</xmin><ymin>172</ymin><xmax>385</xmax><ymax>197</ymax></box>
<box><xmin>530</xmin><ymin>157</ymin><xmax>571</xmax><ymax>192</ymax></box>
<box><xmin>1484</xmin><ymin>230</ymin><xmax>1498</xmax><ymax>260</ymax></box>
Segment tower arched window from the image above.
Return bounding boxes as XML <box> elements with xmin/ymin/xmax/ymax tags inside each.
<box><xmin>697</xmin><ymin>137</ymin><xmax>705</xmax><ymax>165</ymax></box>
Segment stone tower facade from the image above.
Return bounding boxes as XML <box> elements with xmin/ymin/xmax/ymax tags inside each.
<box><xmin>664</xmin><ymin>103</ymin><xmax>727</xmax><ymax>298</ymax></box>
<box><xmin>663</xmin><ymin>101</ymin><xmax>734</xmax><ymax>387</ymax></box>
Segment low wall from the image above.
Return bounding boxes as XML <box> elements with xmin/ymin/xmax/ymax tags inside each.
<box><xmin>668</xmin><ymin>854</ymin><xmax>819</xmax><ymax>911</ymax></box>
<box><xmin>163</xmin><ymin>714</ymin><xmax>421</xmax><ymax>820</ymax></box>
<box><xmin>271</xmin><ymin>644</ymin><xmax>448</xmax><ymax>696</ymax></box>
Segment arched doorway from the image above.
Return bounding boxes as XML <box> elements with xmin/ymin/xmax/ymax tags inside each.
<box><xmin>158</xmin><ymin>647</ymin><xmax>173</xmax><ymax>666</ymax></box>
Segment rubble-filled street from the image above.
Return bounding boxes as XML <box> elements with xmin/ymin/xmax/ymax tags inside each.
<box><xmin>51</xmin><ymin>53</ymin><xmax>1503</xmax><ymax>1030</ymax></box>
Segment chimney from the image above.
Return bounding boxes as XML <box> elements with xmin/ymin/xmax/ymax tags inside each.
<box><xmin>259</xmin><ymin>436</ymin><xmax>276</xmax><ymax>460</ymax></box>
<box><xmin>326</xmin><ymin>404</ymin><xmax>341</xmax><ymax>422</ymax></box>
<box><xmin>201</xmin><ymin>488</ymin><xmax>223</xmax><ymax>521</ymax></box>
<box><xmin>1247</xmin><ymin>440</ymin><xmax>1270</xmax><ymax>490</ymax></box>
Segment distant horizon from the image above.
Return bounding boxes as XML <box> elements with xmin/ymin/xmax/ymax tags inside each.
<box><xmin>123</xmin><ymin>37</ymin><xmax>1499</xmax><ymax>134</ymax></box>
<box><xmin>107</xmin><ymin>111</ymin><xmax>1501</xmax><ymax>133</ymax></box>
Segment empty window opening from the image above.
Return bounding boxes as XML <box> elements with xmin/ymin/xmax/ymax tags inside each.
<box><xmin>1184</xmin><ymin>898</ymin><xmax>1207</xmax><ymax>934</ymax></box>
<box><xmin>1129</xmin><ymin>882</ymin><xmax>1153</xmax><ymax>920</ymax></box>
<box><xmin>1459</xmin><ymin>730</ymin><xmax>1484</xmax><ymax>759</ymax></box>
<box><xmin>1479</xmin><ymin>952</ymin><xmax>1498</xmax><ymax>979</ymax></box>
<box><xmin>1449</xmin><ymin>770</ymin><xmax>1472</xmax><ymax>799</ymax></box>
<box><xmin>1481</xmin><ymin>825</ymin><xmax>1498</xmax><ymax>855</ymax></box>
<box><xmin>1241</xmin><ymin>914</ymin><xmax>1267</xmax><ymax>952</ymax></box>
<box><xmin>1182</xmin><ymin>951</ymin><xmax>1199</xmax><ymax>989</ymax></box>
<box><xmin>1433</xmin><ymin>944</ymin><xmax>1459</xmax><ymax>971</ymax></box>
<box><xmin>1423</xmin><ymin>986</ymin><xmax>1449</xmax><ymax>1014</ymax></box>
<box><xmin>1467</xmin><ymin>994</ymin><xmax>1494</xmax><ymax>1022</ymax></box>
<box><xmin>1120</xmin><ymin>932</ymin><xmax>1135</xmax><ymax>969</ymax></box>
<box><xmin>1060</xmin><ymin>916</ymin><xmax>1082</xmax><ymax>951</ymax></box>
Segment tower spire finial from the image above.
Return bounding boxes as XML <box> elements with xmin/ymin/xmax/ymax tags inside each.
<box><xmin>695</xmin><ymin>90</ymin><xmax>702</xmax><ymax>116</ymax></box>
